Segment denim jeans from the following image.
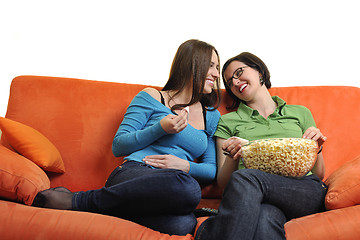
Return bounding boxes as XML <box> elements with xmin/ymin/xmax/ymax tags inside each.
<box><xmin>73</xmin><ymin>161</ymin><xmax>201</xmax><ymax>235</ymax></box>
<box><xmin>195</xmin><ymin>169</ymin><xmax>327</xmax><ymax>240</ymax></box>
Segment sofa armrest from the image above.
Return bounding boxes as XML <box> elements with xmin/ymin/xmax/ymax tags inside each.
<box><xmin>285</xmin><ymin>205</ymin><xmax>360</xmax><ymax>240</ymax></box>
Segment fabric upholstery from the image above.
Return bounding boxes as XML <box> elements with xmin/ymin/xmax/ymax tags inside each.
<box><xmin>1</xmin><ymin>76</ymin><xmax>142</xmax><ymax>191</ymax></box>
<box><xmin>0</xmin><ymin>117</ymin><xmax>65</xmax><ymax>173</ymax></box>
<box><xmin>0</xmin><ymin>144</ymin><xmax>50</xmax><ymax>205</ymax></box>
<box><xmin>325</xmin><ymin>155</ymin><xmax>360</xmax><ymax>210</ymax></box>
<box><xmin>284</xmin><ymin>205</ymin><xmax>360</xmax><ymax>240</ymax></box>
<box><xmin>0</xmin><ymin>202</ymin><xmax>192</xmax><ymax>240</ymax></box>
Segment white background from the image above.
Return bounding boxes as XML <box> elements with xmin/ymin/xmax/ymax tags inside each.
<box><xmin>1</xmin><ymin>0</ymin><xmax>359</xmax><ymax>117</ymax></box>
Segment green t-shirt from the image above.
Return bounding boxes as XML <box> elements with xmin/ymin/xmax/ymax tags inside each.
<box><xmin>215</xmin><ymin>96</ymin><xmax>316</xmax><ymax>169</ymax></box>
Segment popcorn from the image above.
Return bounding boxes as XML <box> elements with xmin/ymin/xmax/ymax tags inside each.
<box><xmin>241</xmin><ymin>138</ymin><xmax>318</xmax><ymax>177</ymax></box>
<box><xmin>184</xmin><ymin>106</ymin><xmax>190</xmax><ymax>120</ymax></box>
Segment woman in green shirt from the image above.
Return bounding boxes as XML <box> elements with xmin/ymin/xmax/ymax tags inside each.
<box><xmin>195</xmin><ymin>52</ymin><xmax>327</xmax><ymax>240</ymax></box>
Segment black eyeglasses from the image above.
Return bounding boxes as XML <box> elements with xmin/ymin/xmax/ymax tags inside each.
<box><xmin>226</xmin><ymin>66</ymin><xmax>249</xmax><ymax>86</ymax></box>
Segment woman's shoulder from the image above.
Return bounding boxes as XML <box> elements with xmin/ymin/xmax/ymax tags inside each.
<box><xmin>201</xmin><ymin>108</ymin><xmax>219</xmax><ymax>135</ymax></box>
<box><xmin>283</xmin><ymin>104</ymin><xmax>314</xmax><ymax>122</ymax></box>
<box><xmin>141</xmin><ymin>87</ymin><xmax>162</xmax><ymax>102</ymax></box>
<box><xmin>128</xmin><ymin>88</ymin><xmax>163</xmax><ymax>108</ymax></box>
<box><xmin>285</xmin><ymin>104</ymin><xmax>312</xmax><ymax>114</ymax></box>
<box><xmin>206</xmin><ymin>108</ymin><xmax>221</xmax><ymax>122</ymax></box>
<box><xmin>219</xmin><ymin>110</ymin><xmax>239</xmax><ymax>120</ymax></box>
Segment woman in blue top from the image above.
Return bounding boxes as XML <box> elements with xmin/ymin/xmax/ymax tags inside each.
<box><xmin>33</xmin><ymin>39</ymin><xmax>222</xmax><ymax>235</ymax></box>
<box><xmin>195</xmin><ymin>52</ymin><xmax>328</xmax><ymax>240</ymax></box>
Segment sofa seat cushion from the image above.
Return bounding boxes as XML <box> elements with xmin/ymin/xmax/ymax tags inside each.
<box><xmin>0</xmin><ymin>200</ymin><xmax>193</xmax><ymax>240</ymax></box>
<box><xmin>0</xmin><ymin>117</ymin><xmax>65</xmax><ymax>173</ymax></box>
<box><xmin>325</xmin><ymin>155</ymin><xmax>360</xmax><ymax>210</ymax></box>
<box><xmin>0</xmin><ymin>144</ymin><xmax>50</xmax><ymax>205</ymax></box>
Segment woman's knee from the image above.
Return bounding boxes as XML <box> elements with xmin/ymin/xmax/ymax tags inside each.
<box><xmin>165</xmin><ymin>170</ymin><xmax>202</xmax><ymax>212</ymax></box>
<box><xmin>177</xmin><ymin>171</ymin><xmax>201</xmax><ymax>203</ymax></box>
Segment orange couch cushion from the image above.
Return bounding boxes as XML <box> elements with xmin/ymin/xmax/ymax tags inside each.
<box><xmin>285</xmin><ymin>205</ymin><xmax>360</xmax><ymax>240</ymax></box>
<box><xmin>324</xmin><ymin>155</ymin><xmax>360</xmax><ymax>210</ymax></box>
<box><xmin>3</xmin><ymin>76</ymin><xmax>147</xmax><ymax>191</ymax></box>
<box><xmin>0</xmin><ymin>201</ymin><xmax>192</xmax><ymax>240</ymax></box>
<box><xmin>0</xmin><ymin>144</ymin><xmax>50</xmax><ymax>205</ymax></box>
<box><xmin>0</xmin><ymin>117</ymin><xmax>65</xmax><ymax>173</ymax></box>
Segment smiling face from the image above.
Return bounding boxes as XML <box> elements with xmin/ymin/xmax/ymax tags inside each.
<box><xmin>203</xmin><ymin>50</ymin><xmax>220</xmax><ymax>94</ymax></box>
<box><xmin>224</xmin><ymin>61</ymin><xmax>263</xmax><ymax>102</ymax></box>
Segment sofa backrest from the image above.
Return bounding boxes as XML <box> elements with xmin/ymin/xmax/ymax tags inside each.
<box><xmin>2</xmin><ymin>76</ymin><xmax>360</xmax><ymax>191</ymax></box>
<box><xmin>3</xmin><ymin>76</ymin><xmax>158</xmax><ymax>191</ymax></box>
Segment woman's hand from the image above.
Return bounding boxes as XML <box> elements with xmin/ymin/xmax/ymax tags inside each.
<box><xmin>217</xmin><ymin>137</ymin><xmax>248</xmax><ymax>189</ymax></box>
<box><xmin>143</xmin><ymin>154</ymin><xmax>190</xmax><ymax>172</ymax></box>
<box><xmin>303</xmin><ymin>126</ymin><xmax>327</xmax><ymax>147</ymax></box>
<box><xmin>160</xmin><ymin>109</ymin><xmax>188</xmax><ymax>134</ymax></box>
<box><xmin>222</xmin><ymin>136</ymin><xmax>249</xmax><ymax>160</ymax></box>
<box><xmin>303</xmin><ymin>127</ymin><xmax>326</xmax><ymax>180</ymax></box>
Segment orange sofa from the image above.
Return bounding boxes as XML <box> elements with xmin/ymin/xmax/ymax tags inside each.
<box><xmin>0</xmin><ymin>75</ymin><xmax>359</xmax><ymax>240</ymax></box>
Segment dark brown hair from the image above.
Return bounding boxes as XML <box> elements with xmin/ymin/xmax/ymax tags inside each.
<box><xmin>222</xmin><ymin>52</ymin><xmax>271</xmax><ymax>110</ymax></box>
<box><xmin>162</xmin><ymin>39</ymin><xmax>221</xmax><ymax>111</ymax></box>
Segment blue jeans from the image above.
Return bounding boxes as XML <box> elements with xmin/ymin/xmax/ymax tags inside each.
<box><xmin>73</xmin><ymin>161</ymin><xmax>201</xmax><ymax>235</ymax></box>
<box><xmin>195</xmin><ymin>169</ymin><xmax>327</xmax><ymax>240</ymax></box>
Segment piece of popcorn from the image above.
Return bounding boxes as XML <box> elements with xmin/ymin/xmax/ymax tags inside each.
<box><xmin>184</xmin><ymin>106</ymin><xmax>190</xmax><ymax>120</ymax></box>
<box><xmin>241</xmin><ymin>138</ymin><xmax>318</xmax><ymax>177</ymax></box>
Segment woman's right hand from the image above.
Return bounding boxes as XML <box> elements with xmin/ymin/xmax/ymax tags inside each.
<box><xmin>302</xmin><ymin>126</ymin><xmax>327</xmax><ymax>147</ymax></box>
<box><xmin>160</xmin><ymin>109</ymin><xmax>188</xmax><ymax>134</ymax></box>
<box><xmin>222</xmin><ymin>136</ymin><xmax>249</xmax><ymax>160</ymax></box>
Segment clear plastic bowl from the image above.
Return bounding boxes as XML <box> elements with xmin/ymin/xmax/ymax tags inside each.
<box><xmin>241</xmin><ymin>138</ymin><xmax>318</xmax><ymax>177</ymax></box>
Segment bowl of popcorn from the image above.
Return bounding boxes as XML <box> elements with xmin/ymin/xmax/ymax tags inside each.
<box><xmin>240</xmin><ymin>138</ymin><xmax>318</xmax><ymax>177</ymax></box>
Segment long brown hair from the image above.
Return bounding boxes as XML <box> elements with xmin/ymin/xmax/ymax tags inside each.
<box><xmin>162</xmin><ymin>39</ymin><xmax>221</xmax><ymax>111</ymax></box>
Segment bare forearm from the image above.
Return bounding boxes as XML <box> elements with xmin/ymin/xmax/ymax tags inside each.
<box><xmin>311</xmin><ymin>153</ymin><xmax>325</xmax><ymax>180</ymax></box>
<box><xmin>217</xmin><ymin>157</ymin><xmax>239</xmax><ymax>188</ymax></box>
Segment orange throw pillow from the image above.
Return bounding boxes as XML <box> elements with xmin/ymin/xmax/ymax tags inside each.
<box><xmin>0</xmin><ymin>144</ymin><xmax>50</xmax><ymax>205</ymax></box>
<box><xmin>325</xmin><ymin>155</ymin><xmax>360</xmax><ymax>210</ymax></box>
<box><xmin>0</xmin><ymin>117</ymin><xmax>65</xmax><ymax>173</ymax></box>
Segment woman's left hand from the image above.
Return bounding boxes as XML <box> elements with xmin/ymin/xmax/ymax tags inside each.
<box><xmin>143</xmin><ymin>154</ymin><xmax>190</xmax><ymax>172</ymax></box>
<box><xmin>303</xmin><ymin>126</ymin><xmax>327</xmax><ymax>147</ymax></box>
